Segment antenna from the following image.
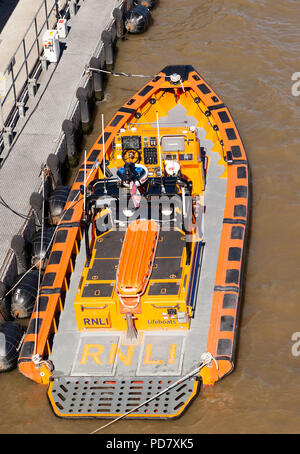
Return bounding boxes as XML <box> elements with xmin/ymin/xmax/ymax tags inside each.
<box><xmin>101</xmin><ymin>114</ymin><xmax>106</xmax><ymax>176</ymax></box>
<box><xmin>156</xmin><ymin>111</ymin><xmax>163</xmax><ymax>178</ymax></box>
<box><xmin>83</xmin><ymin>149</ymin><xmax>91</xmax><ymax>266</ymax></box>
<box><xmin>83</xmin><ymin>149</ymin><xmax>87</xmax><ymax>215</ymax></box>
<box><xmin>101</xmin><ymin>113</ymin><xmax>107</xmax><ymax>193</ymax></box>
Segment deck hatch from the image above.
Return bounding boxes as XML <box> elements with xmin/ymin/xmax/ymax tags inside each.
<box><xmin>48</xmin><ymin>375</ymin><xmax>199</xmax><ymax>418</ymax></box>
<box><xmin>148</xmin><ymin>282</ymin><xmax>180</xmax><ymax>296</ymax></box>
<box><xmin>81</xmin><ymin>283</ymin><xmax>114</xmax><ymax>298</ymax></box>
<box><xmin>94</xmin><ymin>231</ymin><xmax>124</xmax><ymax>258</ymax></box>
<box><xmin>151</xmin><ymin>257</ymin><xmax>182</xmax><ymax>279</ymax></box>
<box><xmin>156</xmin><ymin>231</ymin><xmax>185</xmax><ymax>257</ymax></box>
<box><xmin>86</xmin><ymin>258</ymin><xmax>118</xmax><ymax>281</ymax></box>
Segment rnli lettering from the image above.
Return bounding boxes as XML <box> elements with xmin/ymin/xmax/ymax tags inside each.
<box><xmin>108</xmin><ymin>344</ymin><xmax>135</xmax><ymax>366</ymax></box>
<box><xmin>79</xmin><ymin>343</ymin><xmax>178</xmax><ymax>367</ymax></box>
<box><xmin>83</xmin><ymin>317</ymin><xmax>110</xmax><ymax>327</ymax></box>
<box><xmin>144</xmin><ymin>344</ymin><xmax>164</xmax><ymax>365</ymax></box>
<box><xmin>80</xmin><ymin>344</ymin><xmax>105</xmax><ymax>364</ymax></box>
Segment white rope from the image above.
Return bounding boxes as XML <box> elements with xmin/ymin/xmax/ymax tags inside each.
<box><xmin>86</xmin><ymin>67</ymin><xmax>186</xmax><ymax>88</ymax></box>
<box><xmin>200</xmin><ymin>351</ymin><xmax>219</xmax><ymax>370</ymax></box>
<box><xmin>33</xmin><ymin>169</ymin><xmax>46</xmax><ymax>356</ymax></box>
<box><xmin>89</xmin><ymin>352</ymin><xmax>217</xmax><ymax>434</ymax></box>
<box><xmin>86</xmin><ymin>66</ymin><xmax>155</xmax><ymax>78</ymax></box>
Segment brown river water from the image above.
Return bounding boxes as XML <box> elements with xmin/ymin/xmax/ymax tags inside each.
<box><xmin>1</xmin><ymin>0</ymin><xmax>300</xmax><ymax>435</ymax></box>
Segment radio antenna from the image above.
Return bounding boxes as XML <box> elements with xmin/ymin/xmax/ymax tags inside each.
<box><xmin>101</xmin><ymin>113</ymin><xmax>107</xmax><ymax>193</ymax></box>
<box><xmin>156</xmin><ymin>111</ymin><xmax>163</xmax><ymax>184</ymax></box>
<box><xmin>83</xmin><ymin>149</ymin><xmax>87</xmax><ymax>215</ymax></box>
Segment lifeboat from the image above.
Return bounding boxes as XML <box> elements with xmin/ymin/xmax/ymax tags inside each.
<box><xmin>18</xmin><ymin>65</ymin><xmax>249</xmax><ymax>419</ymax></box>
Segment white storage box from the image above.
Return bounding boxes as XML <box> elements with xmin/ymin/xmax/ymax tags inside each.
<box><xmin>43</xmin><ymin>30</ymin><xmax>60</xmax><ymax>63</ymax></box>
<box><xmin>57</xmin><ymin>19</ymin><xmax>68</xmax><ymax>39</ymax></box>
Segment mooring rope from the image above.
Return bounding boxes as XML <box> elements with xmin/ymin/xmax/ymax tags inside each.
<box><xmin>86</xmin><ymin>66</ymin><xmax>155</xmax><ymax>78</ymax></box>
<box><xmin>86</xmin><ymin>66</ymin><xmax>186</xmax><ymax>87</ymax></box>
<box><xmin>33</xmin><ymin>170</ymin><xmax>45</xmax><ymax>356</ymax></box>
<box><xmin>89</xmin><ymin>352</ymin><xmax>218</xmax><ymax>434</ymax></box>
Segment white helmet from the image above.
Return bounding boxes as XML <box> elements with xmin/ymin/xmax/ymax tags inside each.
<box><xmin>165</xmin><ymin>160</ymin><xmax>180</xmax><ymax>177</ymax></box>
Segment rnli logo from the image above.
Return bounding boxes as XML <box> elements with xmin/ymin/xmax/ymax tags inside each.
<box><xmin>79</xmin><ymin>343</ymin><xmax>178</xmax><ymax>366</ymax></box>
<box><xmin>83</xmin><ymin>317</ymin><xmax>110</xmax><ymax>327</ymax></box>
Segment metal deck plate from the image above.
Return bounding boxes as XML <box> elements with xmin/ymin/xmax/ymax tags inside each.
<box><xmin>48</xmin><ymin>375</ymin><xmax>200</xmax><ymax>419</ymax></box>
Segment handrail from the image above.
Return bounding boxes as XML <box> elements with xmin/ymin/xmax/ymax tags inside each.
<box><xmin>0</xmin><ymin>0</ymin><xmax>68</xmax><ymax>140</ymax></box>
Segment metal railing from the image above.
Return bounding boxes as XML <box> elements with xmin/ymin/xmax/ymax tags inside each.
<box><xmin>0</xmin><ymin>0</ymin><xmax>68</xmax><ymax>145</ymax></box>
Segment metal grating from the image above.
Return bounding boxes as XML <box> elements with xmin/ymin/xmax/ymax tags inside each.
<box><xmin>48</xmin><ymin>375</ymin><xmax>200</xmax><ymax>418</ymax></box>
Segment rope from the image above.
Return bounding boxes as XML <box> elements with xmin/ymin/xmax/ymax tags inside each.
<box><xmin>86</xmin><ymin>67</ymin><xmax>187</xmax><ymax>88</ymax></box>
<box><xmin>33</xmin><ymin>170</ymin><xmax>45</xmax><ymax>356</ymax></box>
<box><xmin>0</xmin><ymin>194</ymin><xmax>34</xmax><ymax>221</ymax></box>
<box><xmin>86</xmin><ymin>66</ymin><xmax>155</xmax><ymax>78</ymax></box>
<box><xmin>89</xmin><ymin>352</ymin><xmax>218</xmax><ymax>434</ymax></box>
